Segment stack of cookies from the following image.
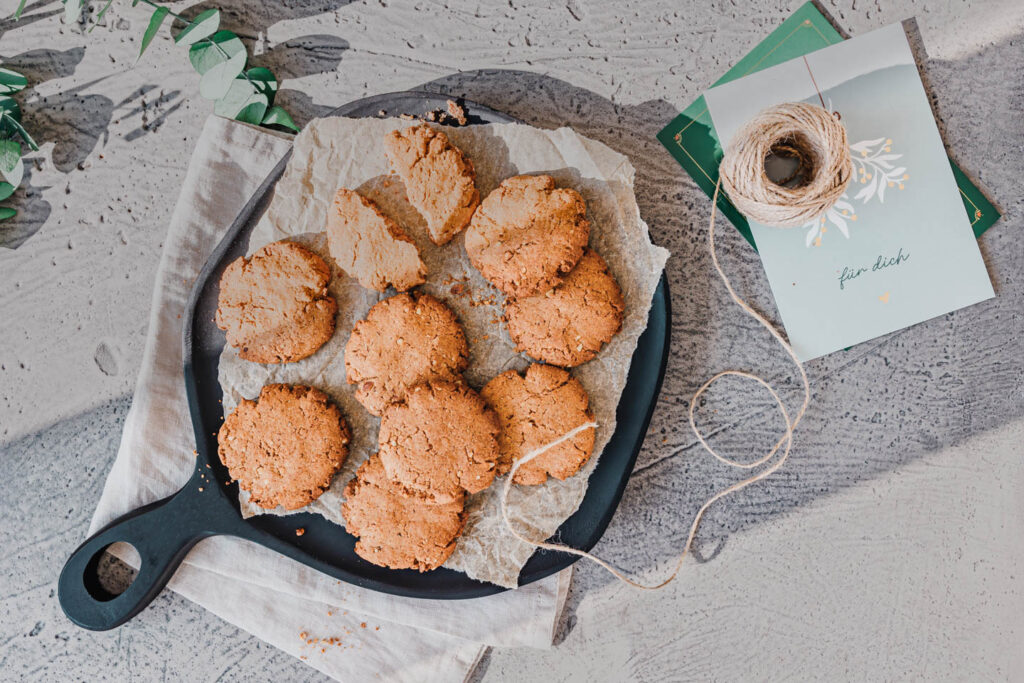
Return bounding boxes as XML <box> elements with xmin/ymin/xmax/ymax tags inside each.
<box><xmin>214</xmin><ymin>123</ymin><xmax>625</xmax><ymax>573</ymax></box>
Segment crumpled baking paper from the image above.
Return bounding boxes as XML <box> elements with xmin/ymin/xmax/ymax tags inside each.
<box><xmin>218</xmin><ymin>117</ymin><xmax>669</xmax><ymax>588</ymax></box>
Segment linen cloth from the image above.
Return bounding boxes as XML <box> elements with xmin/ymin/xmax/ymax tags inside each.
<box><xmin>88</xmin><ymin>115</ymin><xmax>571</xmax><ymax>682</ymax></box>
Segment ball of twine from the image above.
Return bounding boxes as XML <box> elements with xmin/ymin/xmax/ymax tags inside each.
<box><xmin>718</xmin><ymin>102</ymin><xmax>852</xmax><ymax>228</ymax></box>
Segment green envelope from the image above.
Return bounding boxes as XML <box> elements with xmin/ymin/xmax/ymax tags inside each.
<box><xmin>656</xmin><ymin>1</ymin><xmax>1000</xmax><ymax>249</ymax></box>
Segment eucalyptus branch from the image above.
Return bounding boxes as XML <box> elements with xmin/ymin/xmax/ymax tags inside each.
<box><xmin>127</xmin><ymin>1</ymin><xmax>299</xmax><ymax>132</ymax></box>
<box><xmin>45</xmin><ymin>0</ymin><xmax>300</xmax><ymax>133</ymax></box>
<box><xmin>0</xmin><ymin>66</ymin><xmax>38</xmax><ymax>223</ymax></box>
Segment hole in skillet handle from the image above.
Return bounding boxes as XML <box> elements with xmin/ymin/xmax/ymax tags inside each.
<box><xmin>85</xmin><ymin>542</ymin><xmax>141</xmax><ymax>601</ymax></box>
<box><xmin>58</xmin><ymin>473</ymin><xmax>232</xmax><ymax>630</ymax></box>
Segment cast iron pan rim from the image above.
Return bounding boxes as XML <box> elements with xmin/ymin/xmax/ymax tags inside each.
<box><xmin>182</xmin><ymin>91</ymin><xmax>671</xmax><ymax>597</ymax></box>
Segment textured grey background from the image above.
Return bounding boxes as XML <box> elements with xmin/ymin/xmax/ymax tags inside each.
<box><xmin>1</xmin><ymin>0</ymin><xmax>1022</xmax><ymax>680</ymax></box>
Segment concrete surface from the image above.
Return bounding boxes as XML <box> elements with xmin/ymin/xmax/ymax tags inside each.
<box><xmin>1</xmin><ymin>0</ymin><xmax>1022</xmax><ymax>680</ymax></box>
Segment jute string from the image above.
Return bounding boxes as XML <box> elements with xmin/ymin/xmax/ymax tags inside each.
<box><xmin>499</xmin><ymin>102</ymin><xmax>853</xmax><ymax>590</ymax></box>
<box><xmin>719</xmin><ymin>102</ymin><xmax>851</xmax><ymax>227</ymax></box>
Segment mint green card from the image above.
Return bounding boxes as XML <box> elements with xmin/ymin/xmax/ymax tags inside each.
<box><xmin>702</xmin><ymin>23</ymin><xmax>994</xmax><ymax>361</ymax></box>
<box><xmin>656</xmin><ymin>1</ymin><xmax>1000</xmax><ymax>249</ymax></box>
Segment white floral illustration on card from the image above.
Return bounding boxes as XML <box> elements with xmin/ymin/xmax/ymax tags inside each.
<box><xmin>850</xmin><ymin>137</ymin><xmax>908</xmax><ymax>203</ymax></box>
<box><xmin>803</xmin><ymin>134</ymin><xmax>908</xmax><ymax>247</ymax></box>
<box><xmin>804</xmin><ymin>195</ymin><xmax>856</xmax><ymax>247</ymax></box>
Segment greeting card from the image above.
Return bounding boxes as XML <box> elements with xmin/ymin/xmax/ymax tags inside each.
<box><xmin>702</xmin><ymin>23</ymin><xmax>994</xmax><ymax>360</ymax></box>
<box><xmin>656</xmin><ymin>1</ymin><xmax>1000</xmax><ymax>248</ymax></box>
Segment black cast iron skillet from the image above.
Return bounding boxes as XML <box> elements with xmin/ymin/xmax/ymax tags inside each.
<box><xmin>58</xmin><ymin>91</ymin><xmax>671</xmax><ymax>630</ymax></box>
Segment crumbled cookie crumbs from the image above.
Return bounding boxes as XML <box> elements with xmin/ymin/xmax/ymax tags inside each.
<box><xmin>447</xmin><ymin>99</ymin><xmax>468</xmax><ymax>125</ymax></box>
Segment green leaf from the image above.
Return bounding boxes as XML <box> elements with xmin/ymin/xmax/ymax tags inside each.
<box><xmin>0</xmin><ymin>207</ymin><xmax>17</xmax><ymax>222</ymax></box>
<box><xmin>0</xmin><ymin>156</ymin><xmax>24</xmax><ymax>189</ymax></box>
<box><xmin>14</xmin><ymin>0</ymin><xmax>28</xmax><ymax>20</ymax></box>
<box><xmin>199</xmin><ymin>49</ymin><xmax>246</xmax><ymax>99</ymax></box>
<box><xmin>1</xmin><ymin>112</ymin><xmax>38</xmax><ymax>150</ymax></box>
<box><xmin>261</xmin><ymin>105</ymin><xmax>299</xmax><ymax>133</ymax></box>
<box><xmin>0</xmin><ymin>140</ymin><xmax>21</xmax><ymax>173</ymax></box>
<box><xmin>0</xmin><ymin>95</ymin><xmax>21</xmax><ymax>120</ymax></box>
<box><xmin>246</xmin><ymin>67</ymin><xmax>278</xmax><ymax>104</ymax></box>
<box><xmin>174</xmin><ymin>8</ymin><xmax>220</xmax><ymax>46</ymax></box>
<box><xmin>213</xmin><ymin>78</ymin><xmax>268</xmax><ymax>123</ymax></box>
<box><xmin>0</xmin><ymin>69</ymin><xmax>27</xmax><ymax>95</ymax></box>
<box><xmin>188</xmin><ymin>30</ymin><xmax>245</xmax><ymax>75</ymax></box>
<box><xmin>0</xmin><ymin>182</ymin><xmax>14</xmax><ymax>201</ymax></box>
<box><xmin>64</xmin><ymin>0</ymin><xmax>83</xmax><ymax>24</ymax></box>
<box><xmin>246</xmin><ymin>67</ymin><xmax>278</xmax><ymax>93</ymax></box>
<box><xmin>138</xmin><ymin>6</ymin><xmax>170</xmax><ymax>60</ymax></box>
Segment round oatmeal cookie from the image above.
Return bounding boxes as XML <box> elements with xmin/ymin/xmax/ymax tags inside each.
<box><xmin>218</xmin><ymin>384</ymin><xmax>351</xmax><ymax>511</ymax></box>
<box><xmin>342</xmin><ymin>454</ymin><xmax>466</xmax><ymax>572</ymax></box>
<box><xmin>345</xmin><ymin>292</ymin><xmax>469</xmax><ymax>416</ymax></box>
<box><xmin>216</xmin><ymin>240</ymin><xmax>337</xmax><ymax>364</ymax></box>
<box><xmin>465</xmin><ymin>174</ymin><xmax>590</xmax><ymax>298</ymax></box>
<box><xmin>378</xmin><ymin>381</ymin><xmax>500</xmax><ymax>502</ymax></box>
<box><xmin>481</xmin><ymin>364</ymin><xmax>596</xmax><ymax>486</ymax></box>
<box><xmin>504</xmin><ymin>249</ymin><xmax>624</xmax><ymax>368</ymax></box>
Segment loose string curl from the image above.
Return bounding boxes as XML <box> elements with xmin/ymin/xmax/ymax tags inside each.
<box><xmin>499</xmin><ymin>102</ymin><xmax>849</xmax><ymax>589</ymax></box>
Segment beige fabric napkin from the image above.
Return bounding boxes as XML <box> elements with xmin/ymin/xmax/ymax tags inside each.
<box><xmin>88</xmin><ymin>115</ymin><xmax>571</xmax><ymax>683</ymax></box>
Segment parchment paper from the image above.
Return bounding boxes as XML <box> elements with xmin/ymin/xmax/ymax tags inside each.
<box><xmin>217</xmin><ymin>117</ymin><xmax>669</xmax><ymax>588</ymax></box>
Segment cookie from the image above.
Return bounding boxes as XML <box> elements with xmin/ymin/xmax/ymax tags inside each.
<box><xmin>481</xmin><ymin>364</ymin><xmax>596</xmax><ymax>485</ymax></box>
<box><xmin>218</xmin><ymin>384</ymin><xmax>351</xmax><ymax>511</ymax></box>
<box><xmin>216</xmin><ymin>240</ymin><xmax>337</xmax><ymax>364</ymax></box>
<box><xmin>326</xmin><ymin>188</ymin><xmax>426</xmax><ymax>292</ymax></box>
<box><xmin>342</xmin><ymin>454</ymin><xmax>465</xmax><ymax>572</ymax></box>
<box><xmin>383</xmin><ymin>124</ymin><xmax>479</xmax><ymax>245</ymax></box>
<box><xmin>465</xmin><ymin>175</ymin><xmax>590</xmax><ymax>297</ymax></box>
<box><xmin>378</xmin><ymin>381</ymin><xmax>500</xmax><ymax>502</ymax></box>
<box><xmin>345</xmin><ymin>292</ymin><xmax>469</xmax><ymax>416</ymax></box>
<box><xmin>504</xmin><ymin>249</ymin><xmax>624</xmax><ymax>367</ymax></box>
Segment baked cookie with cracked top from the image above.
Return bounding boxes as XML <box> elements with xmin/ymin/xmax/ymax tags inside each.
<box><xmin>342</xmin><ymin>453</ymin><xmax>466</xmax><ymax>572</ymax></box>
<box><xmin>465</xmin><ymin>174</ymin><xmax>590</xmax><ymax>297</ymax></box>
<box><xmin>383</xmin><ymin>124</ymin><xmax>479</xmax><ymax>245</ymax></box>
<box><xmin>504</xmin><ymin>249</ymin><xmax>624</xmax><ymax>367</ymax></box>
<box><xmin>481</xmin><ymin>363</ymin><xmax>596</xmax><ymax>485</ymax></box>
<box><xmin>326</xmin><ymin>188</ymin><xmax>426</xmax><ymax>292</ymax></box>
<box><xmin>378</xmin><ymin>380</ymin><xmax>500</xmax><ymax>502</ymax></box>
<box><xmin>345</xmin><ymin>292</ymin><xmax>469</xmax><ymax>416</ymax></box>
<box><xmin>218</xmin><ymin>384</ymin><xmax>351</xmax><ymax>511</ymax></box>
<box><xmin>216</xmin><ymin>240</ymin><xmax>336</xmax><ymax>364</ymax></box>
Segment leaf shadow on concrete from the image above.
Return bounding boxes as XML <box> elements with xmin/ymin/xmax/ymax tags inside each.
<box><xmin>0</xmin><ymin>47</ymin><xmax>114</xmax><ymax>249</ymax></box>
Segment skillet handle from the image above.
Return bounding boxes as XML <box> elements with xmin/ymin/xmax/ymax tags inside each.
<box><xmin>58</xmin><ymin>479</ymin><xmax>228</xmax><ymax>631</ymax></box>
